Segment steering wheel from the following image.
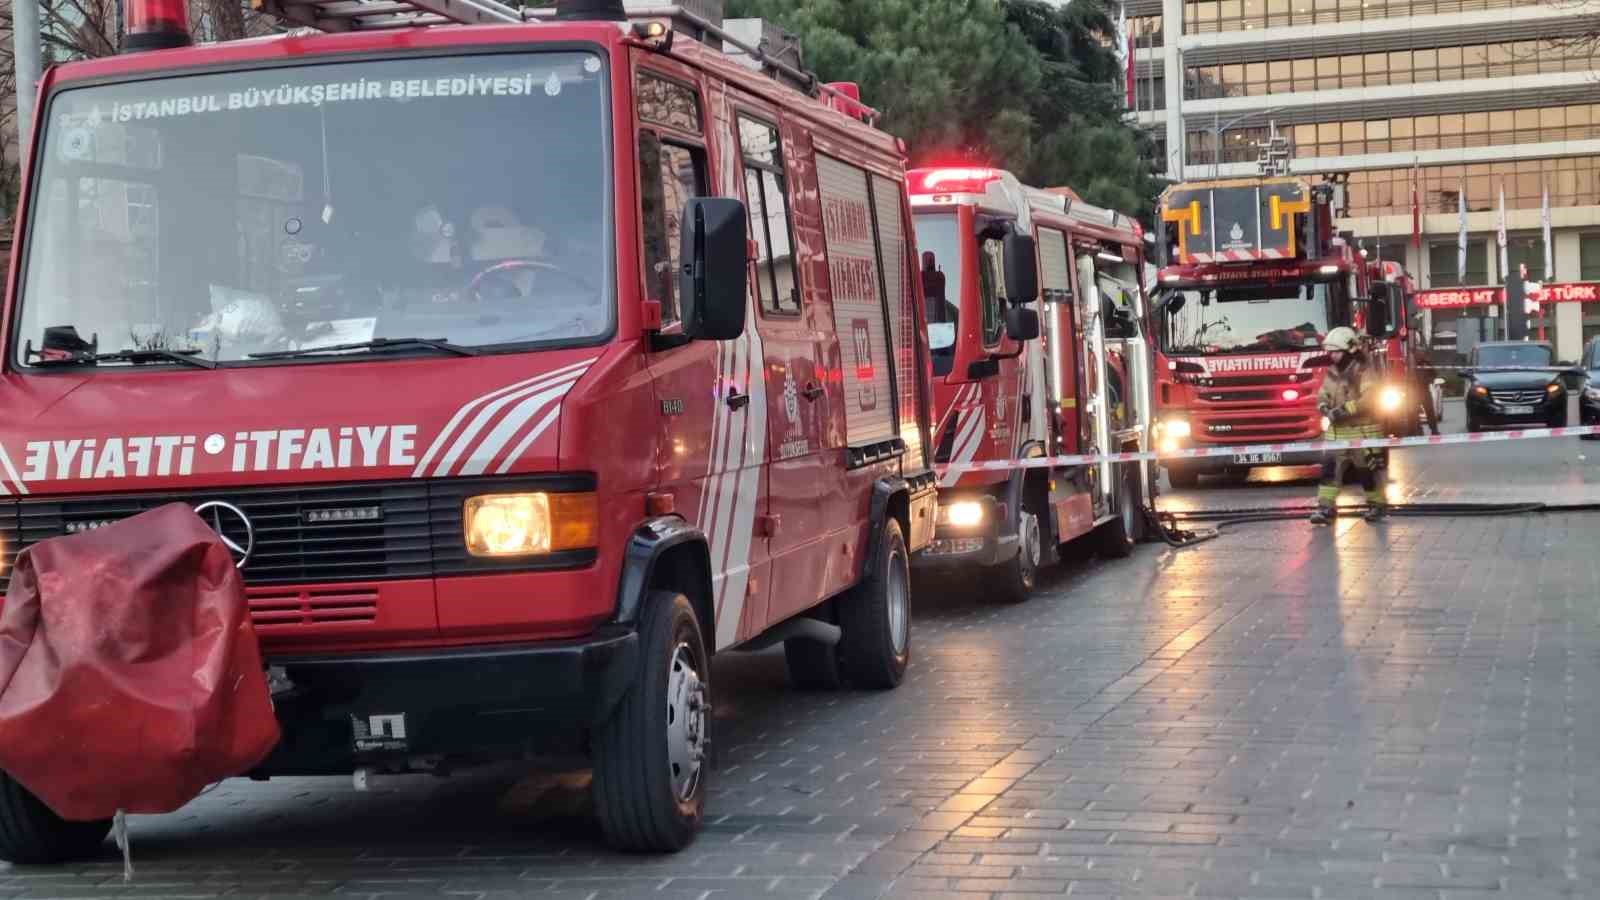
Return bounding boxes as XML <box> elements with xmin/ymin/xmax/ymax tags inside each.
<box><xmin>467</xmin><ymin>259</ymin><xmax>594</xmax><ymax>303</ymax></box>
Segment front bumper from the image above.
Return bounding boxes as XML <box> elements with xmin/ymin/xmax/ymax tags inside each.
<box><xmin>1165</xmin><ymin>447</ymin><xmax>1325</xmax><ymax>474</ymax></box>
<box><xmin>258</xmin><ymin>626</ymin><xmax>638</xmax><ymax>774</ymax></box>
<box><xmin>914</xmin><ymin>495</ymin><xmax>1015</xmax><ymax>569</ymax></box>
<box><xmin>1466</xmin><ymin>392</ymin><xmax>1564</xmax><ymax>426</ymax></box>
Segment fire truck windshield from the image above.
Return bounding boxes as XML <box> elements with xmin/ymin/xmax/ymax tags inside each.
<box><xmin>1156</xmin><ymin>283</ymin><xmax>1332</xmax><ymax>355</ymax></box>
<box><xmin>913</xmin><ymin>213</ymin><xmax>963</xmax><ymax>362</ymax></box>
<box><xmin>13</xmin><ymin>51</ymin><xmax>612</xmax><ymax>368</ymax></box>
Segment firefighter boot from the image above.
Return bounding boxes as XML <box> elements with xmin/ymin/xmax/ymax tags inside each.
<box><xmin>1309</xmin><ymin>504</ymin><xmax>1334</xmax><ymax>526</ymax></box>
<box><xmin>1363</xmin><ymin>490</ymin><xmax>1387</xmax><ymax>523</ymax></box>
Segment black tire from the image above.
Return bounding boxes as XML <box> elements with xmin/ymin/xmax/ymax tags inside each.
<box><xmin>593</xmin><ymin>591</ymin><xmax>708</xmax><ymax>853</ymax></box>
<box><xmin>988</xmin><ymin>510</ymin><xmax>1039</xmax><ymax>604</ymax></box>
<box><xmin>1467</xmin><ymin>416</ymin><xmax>1482</xmax><ymax>433</ymax></box>
<box><xmin>837</xmin><ymin>517</ymin><xmax>911</xmax><ymax>690</ymax></box>
<box><xmin>0</xmin><ymin>771</ymin><xmax>110</xmax><ymax>865</ymax></box>
<box><xmin>1549</xmin><ymin>409</ymin><xmax>1569</xmax><ymax>429</ymax></box>
<box><xmin>784</xmin><ymin>637</ymin><xmax>843</xmax><ymax>690</ymax></box>
<box><xmin>1096</xmin><ymin>463</ymin><xmax>1138</xmax><ymax>559</ymax></box>
<box><xmin>1167</xmin><ymin>465</ymin><xmax>1200</xmax><ymax>490</ymax></box>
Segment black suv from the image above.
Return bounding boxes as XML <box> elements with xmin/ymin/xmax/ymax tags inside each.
<box><xmin>1464</xmin><ymin>341</ymin><xmax>1567</xmax><ymax>432</ymax></box>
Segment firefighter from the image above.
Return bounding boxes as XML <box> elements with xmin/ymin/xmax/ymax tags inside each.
<box><xmin>1311</xmin><ymin>326</ymin><xmax>1387</xmax><ymax>525</ymax></box>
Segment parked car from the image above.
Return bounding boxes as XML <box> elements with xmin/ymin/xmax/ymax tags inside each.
<box><xmin>1580</xmin><ymin>337</ymin><xmax>1600</xmax><ymax>439</ymax></box>
<box><xmin>1463</xmin><ymin>341</ymin><xmax>1567</xmax><ymax>432</ymax></box>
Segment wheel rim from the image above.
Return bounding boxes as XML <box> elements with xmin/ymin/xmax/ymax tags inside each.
<box><xmin>664</xmin><ymin>641</ymin><xmax>707</xmax><ymax>803</ymax></box>
<box><xmin>1020</xmin><ymin>512</ymin><xmax>1039</xmax><ymax>584</ymax></box>
<box><xmin>887</xmin><ymin>549</ymin><xmax>910</xmax><ymax>656</ymax></box>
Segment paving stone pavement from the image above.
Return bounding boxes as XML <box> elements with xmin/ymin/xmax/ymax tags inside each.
<box><xmin>4</xmin><ymin>437</ymin><xmax>1599</xmax><ymax>899</ymax></box>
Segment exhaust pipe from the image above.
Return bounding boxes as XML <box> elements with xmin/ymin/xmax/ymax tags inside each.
<box><xmin>554</xmin><ymin>0</ymin><xmax>627</xmax><ymax>20</ymax></box>
<box><xmin>123</xmin><ymin>0</ymin><xmax>191</xmax><ymax>52</ymax></box>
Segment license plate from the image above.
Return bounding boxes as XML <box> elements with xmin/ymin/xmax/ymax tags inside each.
<box><xmin>1504</xmin><ymin>405</ymin><xmax>1534</xmax><ymax>415</ymax></box>
<box><xmin>1232</xmin><ymin>452</ymin><xmax>1282</xmax><ymax>465</ymax></box>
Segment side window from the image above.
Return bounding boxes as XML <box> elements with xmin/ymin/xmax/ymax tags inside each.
<box><xmin>737</xmin><ymin>114</ymin><xmax>799</xmax><ymax>315</ymax></box>
<box><xmin>978</xmin><ymin>235</ymin><xmax>1007</xmax><ymax>345</ymax></box>
<box><xmin>636</xmin><ymin>72</ymin><xmax>706</xmax><ymax>327</ymax></box>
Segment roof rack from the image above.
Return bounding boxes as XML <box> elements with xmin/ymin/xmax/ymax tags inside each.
<box><xmin>248</xmin><ymin>0</ymin><xmax>881</xmax><ymax>124</ymax></box>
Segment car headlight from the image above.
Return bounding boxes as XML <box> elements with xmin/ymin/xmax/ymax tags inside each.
<box><xmin>939</xmin><ymin>500</ymin><xmax>985</xmax><ymax>528</ymax></box>
<box><xmin>464</xmin><ymin>492</ymin><xmax>598</xmax><ymax>557</ymax></box>
<box><xmin>1546</xmin><ymin>382</ymin><xmax>1562</xmax><ymax>395</ymax></box>
<box><xmin>1471</xmin><ymin>384</ymin><xmax>1489</xmax><ymax>398</ymax></box>
<box><xmin>1161</xmin><ymin>418</ymin><xmax>1191</xmax><ymax>439</ymax></box>
<box><xmin>1378</xmin><ymin>385</ymin><xmax>1404</xmax><ymax>412</ymax></box>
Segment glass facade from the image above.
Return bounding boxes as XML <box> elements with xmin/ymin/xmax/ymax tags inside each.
<box><xmin>1428</xmin><ymin>240</ymin><xmax>1489</xmax><ymax>287</ymax></box>
<box><xmin>1184</xmin><ymin>0</ymin><xmax>1544</xmax><ymax>34</ymax></box>
<box><xmin>1186</xmin><ymin>104</ymin><xmax>1600</xmax><ymax>165</ymax></box>
<box><xmin>1342</xmin><ymin>157</ymin><xmax>1600</xmax><ymax>217</ymax></box>
<box><xmin>1582</xmin><ymin>234</ymin><xmax>1600</xmax><ymax>279</ymax></box>
<box><xmin>1185</xmin><ymin>39</ymin><xmax>1598</xmax><ymax>99</ymax></box>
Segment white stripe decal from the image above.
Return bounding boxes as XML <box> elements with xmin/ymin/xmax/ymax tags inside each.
<box><xmin>492</xmin><ymin>406</ymin><xmax>565</xmax><ymax>476</ymax></box>
<box><xmin>430</xmin><ymin>370</ymin><xmax>586</xmax><ymax>477</ymax></box>
<box><xmin>0</xmin><ymin>443</ymin><xmax>25</xmax><ymax>496</ymax></box>
<box><xmin>708</xmin><ymin>338</ymin><xmax>746</xmax><ymax>623</ymax></box>
<box><xmin>941</xmin><ymin>406</ymin><xmax>986</xmax><ymax>487</ymax></box>
<box><xmin>717</xmin><ymin>318</ymin><xmax>767</xmax><ymax>650</ymax></box>
<box><xmin>457</xmin><ymin>382</ymin><xmax>575</xmax><ymax>476</ymax></box>
<box><xmin>412</xmin><ymin>359</ymin><xmax>593</xmax><ymax>477</ymax></box>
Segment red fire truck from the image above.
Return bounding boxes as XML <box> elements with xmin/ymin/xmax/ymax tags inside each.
<box><xmin>908</xmin><ymin>167</ymin><xmax>1154</xmax><ymax>601</ymax></box>
<box><xmin>1152</xmin><ymin>175</ymin><xmax>1378</xmax><ymax>487</ymax></box>
<box><xmin>1363</xmin><ymin>257</ymin><xmax>1439</xmax><ymax>436</ymax></box>
<box><xmin>0</xmin><ymin>0</ymin><xmax>937</xmax><ymax>857</ymax></box>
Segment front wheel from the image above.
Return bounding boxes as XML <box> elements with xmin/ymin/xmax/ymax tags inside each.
<box><xmin>0</xmin><ymin>771</ymin><xmax>111</xmax><ymax>864</ymax></box>
<box><xmin>1467</xmin><ymin>416</ymin><xmax>1482</xmax><ymax>434</ymax></box>
<box><xmin>593</xmin><ymin>591</ymin><xmax>709</xmax><ymax>853</ymax></box>
<box><xmin>837</xmin><ymin>517</ymin><xmax>911</xmax><ymax>689</ymax></box>
<box><xmin>1166</xmin><ymin>465</ymin><xmax>1200</xmax><ymax>490</ymax></box>
<box><xmin>1549</xmin><ymin>409</ymin><xmax>1569</xmax><ymax>428</ymax></box>
<box><xmin>989</xmin><ymin>510</ymin><xmax>1039</xmax><ymax>604</ymax></box>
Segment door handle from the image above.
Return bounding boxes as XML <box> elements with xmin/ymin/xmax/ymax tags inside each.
<box><xmin>725</xmin><ymin>387</ymin><xmax>750</xmax><ymax>411</ymax></box>
<box><xmin>802</xmin><ymin>381</ymin><xmax>824</xmax><ymax>401</ymax></box>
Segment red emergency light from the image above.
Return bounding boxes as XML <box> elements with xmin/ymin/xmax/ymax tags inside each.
<box><xmin>911</xmin><ymin>167</ymin><xmax>1003</xmax><ymax>195</ymax></box>
<box><xmin>123</xmin><ymin>0</ymin><xmax>191</xmax><ymax>51</ymax></box>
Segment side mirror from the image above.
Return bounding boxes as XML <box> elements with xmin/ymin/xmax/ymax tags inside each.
<box><xmin>1366</xmin><ymin>300</ymin><xmax>1390</xmax><ymax>337</ymax></box>
<box><xmin>677</xmin><ymin>198</ymin><xmax>748</xmax><ymax>342</ymax></box>
<box><xmin>1003</xmin><ymin>232</ymin><xmax>1039</xmax><ymax>304</ymax></box>
<box><xmin>1004</xmin><ymin>306</ymin><xmax>1040</xmax><ymax>342</ymax></box>
<box><xmin>1161</xmin><ymin>293</ymin><xmax>1187</xmax><ymax>315</ymax></box>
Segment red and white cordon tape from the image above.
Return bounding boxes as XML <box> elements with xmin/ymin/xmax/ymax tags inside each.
<box><xmin>935</xmin><ymin>423</ymin><xmax>1600</xmax><ymax>476</ymax></box>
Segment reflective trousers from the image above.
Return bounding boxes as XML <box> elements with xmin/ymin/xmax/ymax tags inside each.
<box><xmin>1317</xmin><ymin>423</ymin><xmax>1386</xmax><ymax>509</ymax></box>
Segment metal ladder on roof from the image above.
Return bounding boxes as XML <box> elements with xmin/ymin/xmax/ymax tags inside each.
<box><xmin>250</xmin><ymin>0</ymin><xmax>521</xmax><ymax>33</ymax></box>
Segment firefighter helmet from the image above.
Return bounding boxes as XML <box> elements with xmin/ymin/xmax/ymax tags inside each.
<box><xmin>1323</xmin><ymin>326</ymin><xmax>1361</xmax><ymax>353</ymax></box>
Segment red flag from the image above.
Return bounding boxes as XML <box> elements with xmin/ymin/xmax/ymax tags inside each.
<box><xmin>1126</xmin><ymin>33</ymin><xmax>1136</xmax><ymax>109</ymax></box>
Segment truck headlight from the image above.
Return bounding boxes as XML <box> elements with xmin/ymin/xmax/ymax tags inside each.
<box><xmin>1378</xmin><ymin>385</ymin><xmax>1404</xmax><ymax>412</ymax></box>
<box><xmin>1160</xmin><ymin>418</ymin><xmax>1191</xmax><ymax>439</ymax></box>
<box><xmin>939</xmin><ymin>500</ymin><xmax>985</xmax><ymax>528</ymax></box>
<box><xmin>464</xmin><ymin>492</ymin><xmax>598</xmax><ymax>557</ymax></box>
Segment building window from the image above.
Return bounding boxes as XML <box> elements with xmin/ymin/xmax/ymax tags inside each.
<box><xmin>1428</xmin><ymin>240</ymin><xmax>1489</xmax><ymax>288</ymax></box>
<box><xmin>1340</xmin><ymin>156</ymin><xmax>1600</xmax><ymax>218</ymax></box>
<box><xmin>1505</xmin><ymin>235</ymin><xmax>1550</xmax><ymax>282</ymax></box>
<box><xmin>1581</xmin><ymin>234</ymin><xmax>1600</xmax><ymax>280</ymax></box>
<box><xmin>1184</xmin><ymin>0</ymin><xmax>1546</xmax><ymax>33</ymax></box>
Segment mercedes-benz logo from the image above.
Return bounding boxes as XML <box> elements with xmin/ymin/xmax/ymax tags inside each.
<box><xmin>194</xmin><ymin>501</ymin><xmax>255</xmax><ymax>569</ymax></box>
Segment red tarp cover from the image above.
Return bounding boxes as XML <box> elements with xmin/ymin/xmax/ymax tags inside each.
<box><xmin>0</xmin><ymin>503</ymin><xmax>280</xmax><ymax>821</ymax></box>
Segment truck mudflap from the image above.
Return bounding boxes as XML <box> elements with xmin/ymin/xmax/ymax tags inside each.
<box><xmin>259</xmin><ymin>628</ymin><xmax>639</xmax><ymax>775</ymax></box>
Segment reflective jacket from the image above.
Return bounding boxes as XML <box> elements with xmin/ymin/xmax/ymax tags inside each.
<box><xmin>1317</xmin><ymin>355</ymin><xmax>1382</xmax><ymax>436</ymax></box>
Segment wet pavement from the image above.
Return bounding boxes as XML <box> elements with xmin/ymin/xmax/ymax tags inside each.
<box><xmin>4</xmin><ymin>397</ymin><xmax>1599</xmax><ymax>899</ymax></box>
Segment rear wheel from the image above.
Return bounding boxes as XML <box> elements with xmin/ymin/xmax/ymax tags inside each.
<box><xmin>1166</xmin><ymin>465</ymin><xmax>1200</xmax><ymax>490</ymax></box>
<box><xmin>837</xmin><ymin>517</ymin><xmax>911</xmax><ymax>689</ymax></box>
<box><xmin>0</xmin><ymin>771</ymin><xmax>110</xmax><ymax>864</ymax></box>
<box><xmin>593</xmin><ymin>591</ymin><xmax>708</xmax><ymax>853</ymax></box>
<box><xmin>989</xmin><ymin>510</ymin><xmax>1039</xmax><ymax>604</ymax></box>
<box><xmin>1096</xmin><ymin>463</ymin><xmax>1139</xmax><ymax>559</ymax></box>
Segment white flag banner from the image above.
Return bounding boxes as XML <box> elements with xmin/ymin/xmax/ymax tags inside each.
<box><xmin>1542</xmin><ymin>184</ymin><xmax>1553</xmax><ymax>282</ymax></box>
<box><xmin>1457</xmin><ymin>176</ymin><xmax>1468</xmax><ymax>282</ymax></box>
<box><xmin>1496</xmin><ymin>185</ymin><xmax>1508</xmax><ymax>279</ymax></box>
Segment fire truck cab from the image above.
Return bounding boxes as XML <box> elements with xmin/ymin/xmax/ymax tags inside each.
<box><xmin>0</xmin><ymin>0</ymin><xmax>936</xmax><ymax>857</ymax></box>
<box><xmin>908</xmin><ymin>167</ymin><xmax>1154</xmax><ymax>601</ymax></box>
<box><xmin>1362</xmin><ymin>257</ymin><xmax>1437</xmax><ymax>436</ymax></box>
<box><xmin>1152</xmin><ymin>176</ymin><xmax>1370</xmax><ymax>487</ymax></box>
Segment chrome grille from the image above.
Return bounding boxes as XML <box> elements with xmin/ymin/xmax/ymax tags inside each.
<box><xmin>1490</xmin><ymin>389</ymin><xmax>1544</xmax><ymax>404</ymax></box>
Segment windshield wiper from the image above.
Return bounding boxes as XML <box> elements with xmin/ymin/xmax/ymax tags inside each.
<box><xmin>249</xmin><ymin>337</ymin><xmax>480</xmax><ymax>360</ymax></box>
<box><xmin>34</xmin><ymin>348</ymin><xmax>216</xmax><ymax>370</ymax></box>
